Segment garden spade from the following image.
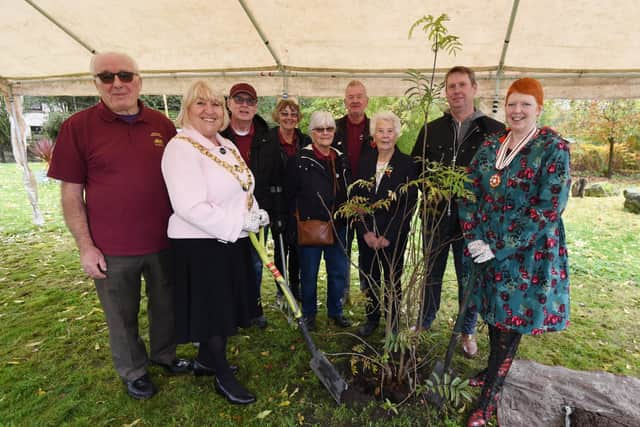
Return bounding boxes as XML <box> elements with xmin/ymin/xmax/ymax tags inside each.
<box><xmin>249</xmin><ymin>230</ymin><xmax>348</xmax><ymax>404</ymax></box>
<box><xmin>427</xmin><ymin>263</ymin><xmax>482</xmax><ymax>408</ymax></box>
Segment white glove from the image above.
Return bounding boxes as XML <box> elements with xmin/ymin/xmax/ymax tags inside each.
<box><xmin>256</xmin><ymin>209</ymin><xmax>270</xmax><ymax>227</ymax></box>
<box><xmin>468</xmin><ymin>240</ymin><xmax>495</xmax><ymax>264</ymax></box>
<box><xmin>467</xmin><ymin>240</ymin><xmax>486</xmax><ymax>258</ymax></box>
<box><xmin>242</xmin><ymin>211</ymin><xmax>261</xmax><ymax>233</ymax></box>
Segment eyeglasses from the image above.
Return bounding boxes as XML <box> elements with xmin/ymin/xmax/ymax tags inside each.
<box><xmin>279</xmin><ymin>111</ymin><xmax>299</xmax><ymax>118</ymax></box>
<box><xmin>94</xmin><ymin>71</ymin><xmax>138</xmax><ymax>84</ymax></box>
<box><xmin>232</xmin><ymin>95</ymin><xmax>257</xmax><ymax>106</ymax></box>
<box><xmin>312</xmin><ymin>127</ymin><xmax>335</xmax><ymax>133</ymax></box>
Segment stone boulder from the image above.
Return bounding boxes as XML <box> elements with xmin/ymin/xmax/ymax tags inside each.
<box><xmin>584</xmin><ymin>182</ymin><xmax>619</xmax><ymax>197</ymax></box>
<box><xmin>623</xmin><ymin>188</ymin><xmax>640</xmax><ymax>214</ymax></box>
<box><xmin>498</xmin><ymin>360</ymin><xmax>640</xmax><ymax>427</ymax></box>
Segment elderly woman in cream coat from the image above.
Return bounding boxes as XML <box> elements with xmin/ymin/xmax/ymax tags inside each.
<box><xmin>161</xmin><ymin>80</ymin><xmax>268</xmax><ymax>405</ymax></box>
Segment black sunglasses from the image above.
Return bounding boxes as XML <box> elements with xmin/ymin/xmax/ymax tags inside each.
<box><xmin>95</xmin><ymin>71</ymin><xmax>138</xmax><ymax>84</ymax></box>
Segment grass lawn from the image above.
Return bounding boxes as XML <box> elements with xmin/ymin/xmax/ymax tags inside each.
<box><xmin>1</xmin><ymin>162</ymin><xmax>639</xmax><ymax>426</ymax></box>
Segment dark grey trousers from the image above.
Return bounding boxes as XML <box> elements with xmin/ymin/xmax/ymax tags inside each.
<box><xmin>94</xmin><ymin>250</ymin><xmax>176</xmax><ymax>381</ymax></box>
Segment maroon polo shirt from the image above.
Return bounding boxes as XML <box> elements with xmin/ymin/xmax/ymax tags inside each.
<box><xmin>346</xmin><ymin>117</ymin><xmax>366</xmax><ymax>175</ymax></box>
<box><xmin>48</xmin><ymin>101</ymin><xmax>177</xmax><ymax>256</ymax></box>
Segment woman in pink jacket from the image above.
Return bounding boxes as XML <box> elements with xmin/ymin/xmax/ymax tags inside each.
<box><xmin>161</xmin><ymin>80</ymin><xmax>268</xmax><ymax>405</ymax></box>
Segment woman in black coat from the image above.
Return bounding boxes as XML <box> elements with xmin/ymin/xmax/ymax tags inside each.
<box><xmin>268</xmin><ymin>99</ymin><xmax>311</xmax><ymax>301</ymax></box>
<box><xmin>354</xmin><ymin>111</ymin><xmax>419</xmax><ymax>337</ymax></box>
<box><xmin>285</xmin><ymin>111</ymin><xmax>352</xmax><ymax>331</ymax></box>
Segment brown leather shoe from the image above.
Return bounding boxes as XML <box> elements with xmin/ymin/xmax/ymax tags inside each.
<box><xmin>461</xmin><ymin>334</ymin><xmax>478</xmax><ymax>358</ymax></box>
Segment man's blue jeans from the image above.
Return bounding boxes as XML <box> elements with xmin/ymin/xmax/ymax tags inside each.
<box><xmin>298</xmin><ymin>226</ymin><xmax>348</xmax><ymax>318</ymax></box>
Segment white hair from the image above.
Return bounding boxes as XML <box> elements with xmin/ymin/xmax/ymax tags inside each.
<box><xmin>308</xmin><ymin>111</ymin><xmax>336</xmax><ymax>133</ymax></box>
<box><xmin>90</xmin><ymin>51</ymin><xmax>140</xmax><ymax>75</ymax></box>
<box><xmin>370</xmin><ymin>110</ymin><xmax>401</xmax><ymax>136</ymax></box>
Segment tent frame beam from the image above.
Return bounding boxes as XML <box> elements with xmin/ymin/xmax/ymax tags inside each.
<box><xmin>492</xmin><ymin>0</ymin><xmax>521</xmax><ymax>113</ymax></box>
<box><xmin>24</xmin><ymin>0</ymin><xmax>96</xmax><ymax>54</ymax></box>
<box><xmin>237</xmin><ymin>0</ymin><xmax>289</xmax><ymax>96</ymax></box>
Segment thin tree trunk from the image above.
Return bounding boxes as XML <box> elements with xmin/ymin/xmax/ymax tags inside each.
<box><xmin>607</xmin><ymin>136</ymin><xmax>614</xmax><ymax>178</ymax></box>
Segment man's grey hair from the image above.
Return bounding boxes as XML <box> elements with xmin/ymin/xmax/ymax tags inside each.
<box><xmin>90</xmin><ymin>51</ymin><xmax>140</xmax><ymax>75</ymax></box>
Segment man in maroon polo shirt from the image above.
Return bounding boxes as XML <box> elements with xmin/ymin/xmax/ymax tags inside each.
<box><xmin>47</xmin><ymin>51</ymin><xmax>190</xmax><ymax>400</ymax></box>
<box><xmin>332</xmin><ymin>80</ymin><xmax>375</xmax><ymax>300</ymax></box>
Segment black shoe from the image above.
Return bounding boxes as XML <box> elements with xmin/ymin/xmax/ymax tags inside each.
<box><xmin>329</xmin><ymin>315</ymin><xmax>352</xmax><ymax>328</ymax></box>
<box><xmin>251</xmin><ymin>315</ymin><xmax>268</xmax><ymax>329</ymax></box>
<box><xmin>151</xmin><ymin>358</ymin><xmax>192</xmax><ymax>374</ymax></box>
<box><xmin>192</xmin><ymin>359</ymin><xmax>239</xmax><ymax>377</ymax></box>
<box><xmin>302</xmin><ymin>316</ymin><xmax>316</xmax><ymax>331</ymax></box>
<box><xmin>214</xmin><ymin>376</ymin><xmax>256</xmax><ymax>405</ymax></box>
<box><xmin>358</xmin><ymin>321</ymin><xmax>378</xmax><ymax>337</ymax></box>
<box><xmin>126</xmin><ymin>374</ymin><xmax>156</xmax><ymax>400</ymax></box>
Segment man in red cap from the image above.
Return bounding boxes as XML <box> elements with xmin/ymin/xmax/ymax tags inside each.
<box><xmin>221</xmin><ymin>83</ymin><xmax>285</xmax><ymax>329</ymax></box>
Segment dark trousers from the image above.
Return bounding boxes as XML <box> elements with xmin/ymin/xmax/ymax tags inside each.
<box><xmin>421</xmin><ymin>217</ymin><xmax>478</xmax><ymax>334</ymax></box>
<box><xmin>359</xmin><ymin>241</ymin><xmax>406</xmax><ymax>327</ymax></box>
<box><xmin>273</xmin><ymin>230</ymin><xmax>300</xmax><ymax>298</ymax></box>
<box><xmin>94</xmin><ymin>250</ymin><xmax>176</xmax><ymax>381</ymax></box>
<box><xmin>249</xmin><ymin>238</ymin><xmax>263</xmax><ymax>318</ymax></box>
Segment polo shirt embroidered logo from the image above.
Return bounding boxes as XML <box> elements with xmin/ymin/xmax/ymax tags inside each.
<box><xmin>150</xmin><ymin>132</ymin><xmax>165</xmax><ymax>147</ymax></box>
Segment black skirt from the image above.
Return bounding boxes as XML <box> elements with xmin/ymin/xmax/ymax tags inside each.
<box><xmin>169</xmin><ymin>237</ymin><xmax>258</xmax><ymax>342</ymax></box>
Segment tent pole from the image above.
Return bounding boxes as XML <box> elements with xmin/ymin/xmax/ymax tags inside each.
<box><xmin>162</xmin><ymin>94</ymin><xmax>169</xmax><ymax>118</ymax></box>
<box><xmin>492</xmin><ymin>0</ymin><xmax>521</xmax><ymax>116</ymax></box>
<box><xmin>5</xmin><ymin>86</ymin><xmax>44</xmax><ymax>225</ymax></box>
<box><xmin>236</xmin><ymin>0</ymin><xmax>289</xmax><ymax>96</ymax></box>
<box><xmin>24</xmin><ymin>0</ymin><xmax>96</xmax><ymax>54</ymax></box>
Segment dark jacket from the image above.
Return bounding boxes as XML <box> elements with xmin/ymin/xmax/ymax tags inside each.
<box><xmin>267</xmin><ymin>126</ymin><xmax>312</xmax><ymax>232</ymax></box>
<box><xmin>285</xmin><ymin>145</ymin><xmax>351</xmax><ymax>239</ymax></box>
<box><xmin>411</xmin><ymin>111</ymin><xmax>505</xmax><ymax>230</ymax></box>
<box><xmin>221</xmin><ymin>114</ymin><xmax>285</xmax><ymax>222</ymax></box>
<box><xmin>411</xmin><ymin>111</ymin><xmax>505</xmax><ymax>169</ymax></box>
<box><xmin>332</xmin><ymin>115</ymin><xmax>375</xmax><ymax>176</ymax></box>
<box><xmin>354</xmin><ymin>149</ymin><xmax>419</xmax><ymax>247</ymax></box>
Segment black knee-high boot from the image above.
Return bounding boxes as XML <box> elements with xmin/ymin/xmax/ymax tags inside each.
<box><xmin>204</xmin><ymin>336</ymin><xmax>256</xmax><ymax>404</ymax></box>
<box><xmin>468</xmin><ymin>326</ymin><xmax>521</xmax><ymax>427</ymax></box>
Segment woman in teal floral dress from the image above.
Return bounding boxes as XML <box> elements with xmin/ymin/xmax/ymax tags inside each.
<box><xmin>458</xmin><ymin>78</ymin><xmax>571</xmax><ymax>427</ymax></box>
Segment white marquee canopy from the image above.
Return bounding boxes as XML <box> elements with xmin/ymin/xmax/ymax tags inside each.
<box><xmin>2</xmin><ymin>0</ymin><xmax>640</xmax><ymax>101</ymax></box>
<box><xmin>1</xmin><ymin>0</ymin><xmax>639</xmax><ymax>225</ymax></box>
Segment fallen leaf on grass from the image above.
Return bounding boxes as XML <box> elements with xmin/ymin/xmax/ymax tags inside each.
<box><xmin>255</xmin><ymin>410</ymin><xmax>272</xmax><ymax>419</ymax></box>
<box><xmin>278</xmin><ymin>400</ymin><xmax>290</xmax><ymax>407</ymax></box>
<box><xmin>95</xmin><ymin>343</ymin><xmax>100</xmax><ymax>351</ymax></box>
<box><xmin>13</xmin><ymin>300</ymin><xmax>24</xmax><ymax>304</ymax></box>
<box><xmin>289</xmin><ymin>387</ymin><xmax>299</xmax><ymax>398</ymax></box>
<box><xmin>260</xmin><ymin>351</ymin><xmax>270</xmax><ymax>357</ymax></box>
<box><xmin>37</xmin><ymin>388</ymin><xmax>46</xmax><ymax>396</ymax></box>
<box><xmin>26</xmin><ymin>341</ymin><xmax>43</xmax><ymax>347</ymax></box>
<box><xmin>7</xmin><ymin>360</ymin><xmax>20</xmax><ymax>365</ymax></box>
<box><xmin>123</xmin><ymin>419</ymin><xmax>141</xmax><ymax>427</ymax></box>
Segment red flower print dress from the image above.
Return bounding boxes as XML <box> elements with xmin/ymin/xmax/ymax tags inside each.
<box><xmin>458</xmin><ymin>127</ymin><xmax>571</xmax><ymax>335</ymax></box>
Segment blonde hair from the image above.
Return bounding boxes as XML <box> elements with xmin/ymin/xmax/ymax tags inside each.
<box><xmin>176</xmin><ymin>80</ymin><xmax>229</xmax><ymax>130</ymax></box>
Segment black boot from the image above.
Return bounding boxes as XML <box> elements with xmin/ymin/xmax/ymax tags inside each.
<box><xmin>205</xmin><ymin>336</ymin><xmax>256</xmax><ymax>405</ymax></box>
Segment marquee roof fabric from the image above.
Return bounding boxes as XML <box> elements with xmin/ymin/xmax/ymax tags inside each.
<box><xmin>2</xmin><ymin>0</ymin><xmax>640</xmax><ymax>100</ymax></box>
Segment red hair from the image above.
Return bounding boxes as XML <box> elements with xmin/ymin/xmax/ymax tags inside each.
<box><xmin>506</xmin><ymin>78</ymin><xmax>544</xmax><ymax>107</ymax></box>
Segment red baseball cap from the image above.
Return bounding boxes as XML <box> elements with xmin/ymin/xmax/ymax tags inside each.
<box><xmin>229</xmin><ymin>83</ymin><xmax>257</xmax><ymax>99</ymax></box>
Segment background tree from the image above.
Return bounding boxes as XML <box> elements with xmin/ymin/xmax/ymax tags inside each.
<box><xmin>0</xmin><ymin>97</ymin><xmax>10</xmax><ymax>162</ymax></box>
<box><xmin>557</xmin><ymin>99</ymin><xmax>640</xmax><ymax>177</ymax></box>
